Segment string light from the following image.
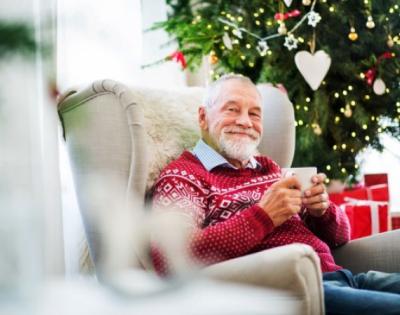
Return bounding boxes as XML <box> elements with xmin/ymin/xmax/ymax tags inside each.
<box><xmin>326</xmin><ymin>165</ymin><xmax>331</xmax><ymax>170</ymax></box>
<box><xmin>334</xmin><ymin>92</ymin><xmax>340</xmax><ymax>98</ymax></box>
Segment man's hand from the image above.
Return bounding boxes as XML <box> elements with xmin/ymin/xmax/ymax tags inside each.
<box><xmin>302</xmin><ymin>173</ymin><xmax>329</xmax><ymax>217</ymax></box>
<box><xmin>258</xmin><ymin>176</ymin><xmax>302</xmax><ymax>227</ymax></box>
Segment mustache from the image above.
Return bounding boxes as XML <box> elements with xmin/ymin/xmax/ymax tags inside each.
<box><xmin>222</xmin><ymin>126</ymin><xmax>260</xmax><ymax>140</ymax></box>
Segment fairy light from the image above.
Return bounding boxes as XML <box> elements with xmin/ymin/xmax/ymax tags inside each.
<box><xmin>207</xmin><ymin>24</ymin><xmax>212</xmax><ymax>29</ymax></box>
<box><xmin>351</xmin><ymin>132</ymin><xmax>356</xmax><ymax>137</ymax></box>
<box><xmin>296</xmin><ymin>105</ymin><xmax>301</xmax><ymax>110</ymax></box>
<box><xmin>325</xmin><ymin>178</ymin><xmax>330</xmax><ymax>184</ymax></box>
<box><xmin>240</xmin><ymin>55</ymin><xmax>246</xmax><ymax>60</ymax></box>
<box><xmin>255</xmin><ymin>20</ymin><xmax>261</xmax><ymax>25</ymax></box>
<box><xmin>386</xmin><ymin>88</ymin><xmax>390</xmax><ymax>93</ymax></box>
<box><xmin>341</xmin><ymin>143</ymin><xmax>347</xmax><ymax>149</ymax></box>
<box><xmin>335</xmin><ymin>116</ymin><xmax>340</xmax><ymax>123</ymax></box>
<box><xmin>378</xmin><ymin>127</ymin><xmax>383</xmax><ymax>133</ymax></box>
<box><xmin>343</xmin><ymin>90</ymin><xmax>348</xmax><ymax>96</ymax></box>
<box><xmin>340</xmin><ymin>107</ymin><xmax>345</xmax><ymax>113</ymax></box>
<box><xmin>333</xmin><ymin>145</ymin><xmax>338</xmax><ymax>150</ymax></box>
<box><xmin>329</xmin><ymin>6</ymin><xmax>335</xmax><ymax>12</ymax></box>
<box><xmin>267</xmin><ymin>50</ymin><xmax>272</xmax><ymax>55</ymax></box>
<box><xmin>259</xmin><ymin>8</ymin><xmax>265</xmax><ymax>13</ymax></box>
<box><xmin>326</xmin><ymin>165</ymin><xmax>331</xmax><ymax>171</ymax></box>
<box><xmin>389</xmin><ymin>8</ymin><xmax>395</xmax><ymax>14</ymax></box>
<box><xmin>266</xmin><ymin>20</ymin><xmax>273</xmax><ymax>26</ymax></box>
<box><xmin>341</xmin><ymin>168</ymin><xmax>346</xmax><ymax>173</ymax></box>
<box><xmin>224</xmin><ymin>25</ymin><xmax>229</xmax><ymax>30</ymax></box>
<box><xmin>348</xmin><ymin>85</ymin><xmax>353</xmax><ymax>91</ymax></box>
<box><xmin>362</xmin><ymin>124</ymin><xmax>368</xmax><ymax>129</ymax></box>
<box><xmin>253</xmin><ymin>12</ymin><xmax>259</xmax><ymax>17</ymax></box>
<box><xmin>238</xmin><ymin>16</ymin><xmax>243</xmax><ymax>22</ymax></box>
<box><xmin>304</xmin><ymin>106</ymin><xmax>309</xmax><ymax>111</ymax></box>
<box><xmin>371</xmin><ymin>116</ymin><xmax>376</xmax><ymax>121</ymax></box>
<box><xmin>365</xmin><ymin>135</ymin><xmax>370</xmax><ymax>141</ymax></box>
<box><xmin>360</xmin><ymin>73</ymin><xmax>365</xmax><ymax>79</ymax></box>
<box><xmin>249</xmin><ymin>62</ymin><xmax>255</xmax><ymax>67</ymax></box>
<box><xmin>298</xmin><ymin>120</ymin><xmax>304</xmax><ymax>126</ymax></box>
<box><xmin>351</xmin><ymin>100</ymin><xmax>356</xmax><ymax>106</ymax></box>
<box><xmin>334</xmin><ymin>92</ymin><xmax>340</xmax><ymax>98</ymax></box>
<box><xmin>365</xmin><ymin>95</ymin><xmax>370</xmax><ymax>100</ymax></box>
<box><xmin>246</xmin><ymin>43</ymin><xmax>251</xmax><ymax>49</ymax></box>
<box><xmin>306</xmin><ymin>97</ymin><xmax>311</xmax><ymax>103</ymax></box>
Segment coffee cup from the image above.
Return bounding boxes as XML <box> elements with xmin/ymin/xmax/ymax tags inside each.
<box><xmin>281</xmin><ymin>167</ymin><xmax>317</xmax><ymax>193</ymax></box>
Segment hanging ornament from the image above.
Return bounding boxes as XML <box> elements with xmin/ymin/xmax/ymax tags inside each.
<box><xmin>209</xmin><ymin>53</ymin><xmax>219</xmax><ymax>65</ymax></box>
<box><xmin>295</xmin><ymin>50</ymin><xmax>331</xmax><ymax>90</ymax></box>
<box><xmin>168</xmin><ymin>51</ymin><xmax>187</xmax><ymax>69</ymax></box>
<box><xmin>366</xmin><ymin>16</ymin><xmax>375</xmax><ymax>29</ymax></box>
<box><xmin>312</xmin><ymin>123</ymin><xmax>322</xmax><ymax>135</ymax></box>
<box><xmin>274</xmin><ymin>10</ymin><xmax>301</xmax><ymax>21</ymax></box>
<box><xmin>222</xmin><ymin>32</ymin><xmax>233</xmax><ymax>50</ymax></box>
<box><xmin>278</xmin><ymin>22</ymin><xmax>288</xmax><ymax>35</ymax></box>
<box><xmin>348</xmin><ymin>27</ymin><xmax>358</xmax><ymax>41</ymax></box>
<box><xmin>284</xmin><ymin>33</ymin><xmax>298</xmax><ymax>50</ymax></box>
<box><xmin>344</xmin><ymin>105</ymin><xmax>353</xmax><ymax>118</ymax></box>
<box><xmin>303</xmin><ymin>0</ymin><xmax>312</xmax><ymax>5</ymax></box>
<box><xmin>283</xmin><ymin>0</ymin><xmax>293</xmax><ymax>7</ymax></box>
<box><xmin>387</xmin><ymin>35</ymin><xmax>394</xmax><ymax>48</ymax></box>
<box><xmin>256</xmin><ymin>40</ymin><xmax>269</xmax><ymax>56</ymax></box>
<box><xmin>373</xmin><ymin>78</ymin><xmax>386</xmax><ymax>95</ymax></box>
<box><xmin>307</xmin><ymin>11</ymin><xmax>322</xmax><ymax>27</ymax></box>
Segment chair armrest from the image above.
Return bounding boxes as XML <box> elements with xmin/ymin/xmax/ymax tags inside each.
<box><xmin>333</xmin><ymin>229</ymin><xmax>400</xmax><ymax>273</ymax></box>
<box><xmin>202</xmin><ymin>244</ymin><xmax>324</xmax><ymax>315</ymax></box>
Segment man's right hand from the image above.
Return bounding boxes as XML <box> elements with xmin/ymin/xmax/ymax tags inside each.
<box><xmin>257</xmin><ymin>176</ymin><xmax>302</xmax><ymax>227</ymax></box>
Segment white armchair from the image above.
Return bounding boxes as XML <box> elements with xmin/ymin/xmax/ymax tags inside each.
<box><xmin>58</xmin><ymin>79</ymin><xmax>400</xmax><ymax>315</ymax></box>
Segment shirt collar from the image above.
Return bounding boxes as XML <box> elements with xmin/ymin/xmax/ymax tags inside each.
<box><xmin>192</xmin><ymin>139</ymin><xmax>260</xmax><ymax>171</ymax></box>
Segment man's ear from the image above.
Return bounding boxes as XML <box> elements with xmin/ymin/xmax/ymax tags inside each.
<box><xmin>198</xmin><ymin>106</ymin><xmax>208</xmax><ymax>130</ymax></box>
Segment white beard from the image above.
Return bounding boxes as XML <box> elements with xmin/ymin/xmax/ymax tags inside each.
<box><xmin>212</xmin><ymin>126</ymin><xmax>261</xmax><ymax>162</ymax></box>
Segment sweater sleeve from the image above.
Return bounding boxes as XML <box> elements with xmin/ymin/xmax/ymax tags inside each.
<box><xmin>302</xmin><ymin>201</ymin><xmax>351</xmax><ymax>248</ymax></box>
<box><xmin>151</xmin><ymin>174</ymin><xmax>274</xmax><ymax>275</ymax></box>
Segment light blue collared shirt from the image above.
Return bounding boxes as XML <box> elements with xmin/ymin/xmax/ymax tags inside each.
<box><xmin>192</xmin><ymin>139</ymin><xmax>260</xmax><ymax>171</ymax></box>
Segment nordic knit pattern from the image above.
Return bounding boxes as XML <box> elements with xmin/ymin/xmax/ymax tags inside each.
<box><xmin>152</xmin><ymin>151</ymin><xmax>350</xmax><ymax>275</ymax></box>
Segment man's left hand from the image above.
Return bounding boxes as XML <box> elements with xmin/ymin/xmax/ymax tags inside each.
<box><xmin>302</xmin><ymin>173</ymin><xmax>329</xmax><ymax>217</ymax></box>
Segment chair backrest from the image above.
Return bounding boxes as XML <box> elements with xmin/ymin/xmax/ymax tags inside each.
<box><xmin>58</xmin><ymin>79</ymin><xmax>295</xmax><ymax>271</ymax></box>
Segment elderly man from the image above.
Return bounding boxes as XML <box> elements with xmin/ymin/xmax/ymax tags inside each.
<box><xmin>152</xmin><ymin>74</ymin><xmax>400</xmax><ymax>314</ymax></box>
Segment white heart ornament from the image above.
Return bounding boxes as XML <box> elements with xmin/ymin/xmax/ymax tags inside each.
<box><xmin>283</xmin><ymin>0</ymin><xmax>293</xmax><ymax>7</ymax></box>
<box><xmin>295</xmin><ymin>50</ymin><xmax>331</xmax><ymax>91</ymax></box>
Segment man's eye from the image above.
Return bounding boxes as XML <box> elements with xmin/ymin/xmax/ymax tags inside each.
<box><xmin>228</xmin><ymin>107</ymin><xmax>237</xmax><ymax>112</ymax></box>
<box><xmin>250</xmin><ymin>112</ymin><xmax>260</xmax><ymax>117</ymax></box>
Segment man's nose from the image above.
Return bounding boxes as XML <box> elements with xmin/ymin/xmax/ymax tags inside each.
<box><xmin>235</xmin><ymin>112</ymin><xmax>253</xmax><ymax>128</ymax></box>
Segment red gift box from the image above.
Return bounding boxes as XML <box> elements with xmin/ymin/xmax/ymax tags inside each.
<box><xmin>342</xmin><ymin>200</ymin><xmax>389</xmax><ymax>240</ymax></box>
<box><xmin>391</xmin><ymin>212</ymin><xmax>400</xmax><ymax>230</ymax></box>
<box><xmin>329</xmin><ymin>184</ymin><xmax>389</xmax><ymax>205</ymax></box>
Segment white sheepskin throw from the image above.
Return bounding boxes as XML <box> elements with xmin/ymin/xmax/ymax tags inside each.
<box><xmin>129</xmin><ymin>87</ymin><xmax>204</xmax><ymax>191</ymax></box>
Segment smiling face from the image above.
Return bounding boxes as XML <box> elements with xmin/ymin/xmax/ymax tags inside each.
<box><xmin>199</xmin><ymin>78</ymin><xmax>263</xmax><ymax>165</ymax></box>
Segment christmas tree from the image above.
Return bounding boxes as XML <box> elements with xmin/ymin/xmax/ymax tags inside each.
<box><xmin>152</xmin><ymin>0</ymin><xmax>400</xmax><ymax>183</ymax></box>
<box><xmin>0</xmin><ymin>21</ymin><xmax>35</xmax><ymax>58</ymax></box>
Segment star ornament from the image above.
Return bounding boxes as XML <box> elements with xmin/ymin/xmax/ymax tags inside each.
<box><xmin>307</xmin><ymin>11</ymin><xmax>322</xmax><ymax>27</ymax></box>
<box><xmin>284</xmin><ymin>33</ymin><xmax>298</xmax><ymax>51</ymax></box>
<box><xmin>256</xmin><ymin>40</ymin><xmax>269</xmax><ymax>56</ymax></box>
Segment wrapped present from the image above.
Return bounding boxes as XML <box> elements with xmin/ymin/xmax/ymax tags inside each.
<box><xmin>329</xmin><ymin>183</ymin><xmax>389</xmax><ymax>205</ymax></box>
<box><xmin>341</xmin><ymin>199</ymin><xmax>389</xmax><ymax>239</ymax></box>
<box><xmin>364</xmin><ymin>173</ymin><xmax>388</xmax><ymax>187</ymax></box>
<box><xmin>391</xmin><ymin>212</ymin><xmax>400</xmax><ymax>230</ymax></box>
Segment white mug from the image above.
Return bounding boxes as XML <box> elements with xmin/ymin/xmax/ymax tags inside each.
<box><xmin>281</xmin><ymin>167</ymin><xmax>317</xmax><ymax>193</ymax></box>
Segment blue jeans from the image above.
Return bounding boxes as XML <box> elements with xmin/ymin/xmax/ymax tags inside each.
<box><xmin>323</xmin><ymin>269</ymin><xmax>400</xmax><ymax>315</ymax></box>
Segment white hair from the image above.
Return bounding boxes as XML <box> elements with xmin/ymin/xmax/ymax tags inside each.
<box><xmin>203</xmin><ymin>74</ymin><xmax>259</xmax><ymax>109</ymax></box>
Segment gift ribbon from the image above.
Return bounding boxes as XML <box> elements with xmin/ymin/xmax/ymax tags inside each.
<box><xmin>343</xmin><ymin>197</ymin><xmax>388</xmax><ymax>234</ymax></box>
<box><xmin>364</xmin><ymin>51</ymin><xmax>394</xmax><ymax>86</ymax></box>
<box><xmin>274</xmin><ymin>9</ymin><xmax>301</xmax><ymax>21</ymax></box>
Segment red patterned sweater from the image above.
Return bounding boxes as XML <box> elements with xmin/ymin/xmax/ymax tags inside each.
<box><xmin>152</xmin><ymin>151</ymin><xmax>350</xmax><ymax>275</ymax></box>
